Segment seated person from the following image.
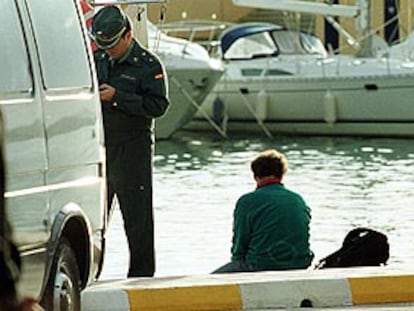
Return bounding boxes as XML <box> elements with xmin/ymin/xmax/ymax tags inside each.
<box><xmin>213</xmin><ymin>149</ymin><xmax>314</xmax><ymax>273</ymax></box>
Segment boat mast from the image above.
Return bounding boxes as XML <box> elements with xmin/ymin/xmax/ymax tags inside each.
<box><xmin>354</xmin><ymin>0</ymin><xmax>373</xmax><ymax>57</ymax></box>
<box><xmin>123</xmin><ymin>4</ymin><xmax>150</xmax><ymax>47</ymax></box>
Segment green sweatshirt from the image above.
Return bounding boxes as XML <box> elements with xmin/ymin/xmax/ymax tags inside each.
<box><xmin>231</xmin><ymin>183</ymin><xmax>314</xmax><ymax>270</ymax></box>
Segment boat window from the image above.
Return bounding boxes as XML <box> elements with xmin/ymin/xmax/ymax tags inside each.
<box><xmin>265</xmin><ymin>69</ymin><xmax>292</xmax><ymax>76</ymax></box>
<box><xmin>224</xmin><ymin>32</ymin><xmax>277</xmax><ymax>60</ymax></box>
<box><xmin>241</xmin><ymin>69</ymin><xmax>263</xmax><ymax>76</ymax></box>
<box><xmin>271</xmin><ymin>30</ymin><xmax>305</xmax><ymax>54</ymax></box>
<box><xmin>271</xmin><ymin>30</ymin><xmax>327</xmax><ymax>56</ymax></box>
<box><xmin>27</xmin><ymin>0</ymin><xmax>92</xmax><ymax>91</ymax></box>
<box><xmin>0</xmin><ymin>1</ymin><xmax>32</xmax><ymax>95</ymax></box>
<box><xmin>300</xmin><ymin>33</ymin><xmax>328</xmax><ymax>56</ymax></box>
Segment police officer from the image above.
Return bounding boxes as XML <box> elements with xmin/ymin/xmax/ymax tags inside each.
<box><xmin>90</xmin><ymin>6</ymin><xmax>170</xmax><ymax>277</ymax></box>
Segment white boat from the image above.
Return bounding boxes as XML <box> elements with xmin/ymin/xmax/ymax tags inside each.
<box><xmin>146</xmin><ymin>23</ymin><xmax>224</xmax><ymax>139</ymax></box>
<box><xmin>181</xmin><ymin>1</ymin><xmax>414</xmax><ymax>138</ymax></box>
<box><xmin>83</xmin><ymin>1</ymin><xmax>224</xmax><ymax>139</ymax></box>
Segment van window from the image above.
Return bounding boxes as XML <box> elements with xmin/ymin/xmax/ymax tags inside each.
<box><xmin>0</xmin><ymin>1</ymin><xmax>32</xmax><ymax>94</ymax></box>
<box><xmin>27</xmin><ymin>0</ymin><xmax>92</xmax><ymax>90</ymax></box>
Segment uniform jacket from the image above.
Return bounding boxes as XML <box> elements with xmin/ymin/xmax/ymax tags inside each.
<box><xmin>231</xmin><ymin>182</ymin><xmax>314</xmax><ymax>270</ymax></box>
<box><xmin>94</xmin><ymin>40</ymin><xmax>170</xmax><ymax>144</ymax></box>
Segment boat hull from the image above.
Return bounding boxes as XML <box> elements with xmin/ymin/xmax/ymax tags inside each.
<box><xmin>186</xmin><ymin>72</ymin><xmax>414</xmax><ymax>137</ymax></box>
<box><xmin>155</xmin><ymin>65</ymin><xmax>223</xmax><ymax>140</ymax></box>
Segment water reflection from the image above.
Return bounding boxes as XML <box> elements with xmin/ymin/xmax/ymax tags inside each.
<box><xmin>101</xmin><ymin>133</ymin><xmax>414</xmax><ymax>279</ymax></box>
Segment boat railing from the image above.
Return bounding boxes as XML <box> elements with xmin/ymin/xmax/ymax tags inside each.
<box><xmin>157</xmin><ymin>20</ymin><xmax>233</xmax><ymax>57</ymax></box>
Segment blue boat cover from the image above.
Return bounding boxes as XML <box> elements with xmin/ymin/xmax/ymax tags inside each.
<box><xmin>220</xmin><ymin>23</ymin><xmax>283</xmax><ymax>55</ymax></box>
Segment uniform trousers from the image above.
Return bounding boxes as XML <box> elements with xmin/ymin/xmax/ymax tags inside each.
<box><xmin>106</xmin><ymin>132</ymin><xmax>155</xmax><ymax>277</ymax></box>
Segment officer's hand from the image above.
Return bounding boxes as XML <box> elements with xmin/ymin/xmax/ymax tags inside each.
<box><xmin>99</xmin><ymin>83</ymin><xmax>116</xmax><ymax>102</ymax></box>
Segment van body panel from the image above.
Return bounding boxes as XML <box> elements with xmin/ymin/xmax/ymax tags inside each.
<box><xmin>43</xmin><ymin>92</ymin><xmax>102</xmax><ymax>168</ymax></box>
<box><xmin>18</xmin><ymin>251</ymin><xmax>47</xmax><ymax>297</ymax></box>
<box><xmin>1</xmin><ymin>0</ymin><xmax>106</xmax><ymax>303</ymax></box>
<box><xmin>25</xmin><ymin>0</ymin><xmax>93</xmax><ymax>90</ymax></box>
<box><xmin>2</xmin><ymin>101</ymin><xmax>47</xmax><ymax>176</ymax></box>
<box><xmin>47</xmin><ymin>165</ymin><xmax>105</xmax><ymax>230</ymax></box>
<box><xmin>1</xmin><ymin>0</ymin><xmax>50</xmax><ymax>298</ymax></box>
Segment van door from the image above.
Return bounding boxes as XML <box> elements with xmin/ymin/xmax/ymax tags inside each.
<box><xmin>26</xmin><ymin>0</ymin><xmax>105</xmax><ymax>232</ymax></box>
<box><xmin>0</xmin><ymin>0</ymin><xmax>49</xmax><ymax>292</ymax></box>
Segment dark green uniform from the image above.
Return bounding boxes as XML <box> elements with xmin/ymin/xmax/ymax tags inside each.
<box><xmin>94</xmin><ymin>40</ymin><xmax>169</xmax><ymax>277</ymax></box>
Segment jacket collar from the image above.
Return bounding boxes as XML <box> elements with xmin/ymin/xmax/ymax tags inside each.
<box><xmin>257</xmin><ymin>177</ymin><xmax>282</xmax><ymax>188</ymax></box>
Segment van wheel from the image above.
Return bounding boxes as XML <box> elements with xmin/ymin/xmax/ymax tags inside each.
<box><xmin>42</xmin><ymin>238</ymin><xmax>81</xmax><ymax>311</ymax></box>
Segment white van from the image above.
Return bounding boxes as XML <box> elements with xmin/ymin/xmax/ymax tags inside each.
<box><xmin>1</xmin><ymin>0</ymin><xmax>106</xmax><ymax>310</ymax></box>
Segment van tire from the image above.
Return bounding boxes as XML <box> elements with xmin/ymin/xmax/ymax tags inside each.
<box><xmin>42</xmin><ymin>238</ymin><xmax>81</xmax><ymax>311</ymax></box>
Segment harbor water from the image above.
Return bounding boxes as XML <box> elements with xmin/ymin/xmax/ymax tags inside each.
<box><xmin>100</xmin><ymin>131</ymin><xmax>414</xmax><ymax>279</ymax></box>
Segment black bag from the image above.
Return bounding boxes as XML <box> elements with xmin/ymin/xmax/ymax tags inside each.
<box><xmin>315</xmin><ymin>227</ymin><xmax>389</xmax><ymax>269</ymax></box>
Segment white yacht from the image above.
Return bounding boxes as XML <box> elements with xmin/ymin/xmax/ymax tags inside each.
<box><xmin>182</xmin><ymin>0</ymin><xmax>414</xmax><ymax>138</ymax></box>
<box><xmin>146</xmin><ymin>22</ymin><xmax>224</xmax><ymax>139</ymax></box>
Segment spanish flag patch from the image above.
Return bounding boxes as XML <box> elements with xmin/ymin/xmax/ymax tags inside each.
<box><xmin>154</xmin><ymin>73</ymin><xmax>164</xmax><ymax>80</ymax></box>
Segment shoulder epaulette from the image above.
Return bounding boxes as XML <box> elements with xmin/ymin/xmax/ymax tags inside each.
<box><xmin>138</xmin><ymin>49</ymin><xmax>161</xmax><ymax>68</ymax></box>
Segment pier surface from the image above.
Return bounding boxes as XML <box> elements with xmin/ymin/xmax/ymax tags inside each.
<box><xmin>82</xmin><ymin>266</ymin><xmax>414</xmax><ymax>310</ymax></box>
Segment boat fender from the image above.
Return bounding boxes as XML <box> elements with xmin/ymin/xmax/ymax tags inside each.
<box><xmin>256</xmin><ymin>89</ymin><xmax>268</xmax><ymax>121</ymax></box>
<box><xmin>212</xmin><ymin>96</ymin><xmax>225</xmax><ymax>126</ymax></box>
<box><xmin>324</xmin><ymin>90</ymin><xmax>337</xmax><ymax>124</ymax></box>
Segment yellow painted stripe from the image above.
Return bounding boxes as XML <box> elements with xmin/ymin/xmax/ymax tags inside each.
<box><xmin>349</xmin><ymin>275</ymin><xmax>414</xmax><ymax>305</ymax></box>
<box><xmin>127</xmin><ymin>284</ymin><xmax>242</xmax><ymax>311</ymax></box>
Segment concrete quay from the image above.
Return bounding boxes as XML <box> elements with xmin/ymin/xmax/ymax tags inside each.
<box><xmin>82</xmin><ymin>266</ymin><xmax>414</xmax><ymax>310</ymax></box>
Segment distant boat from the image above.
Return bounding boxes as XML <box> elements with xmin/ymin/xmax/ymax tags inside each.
<box><xmin>174</xmin><ymin>0</ymin><xmax>414</xmax><ymax>138</ymax></box>
<box><xmin>146</xmin><ymin>22</ymin><xmax>224</xmax><ymax>139</ymax></box>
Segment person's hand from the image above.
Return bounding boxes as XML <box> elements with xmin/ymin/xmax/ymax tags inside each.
<box><xmin>99</xmin><ymin>83</ymin><xmax>116</xmax><ymax>102</ymax></box>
